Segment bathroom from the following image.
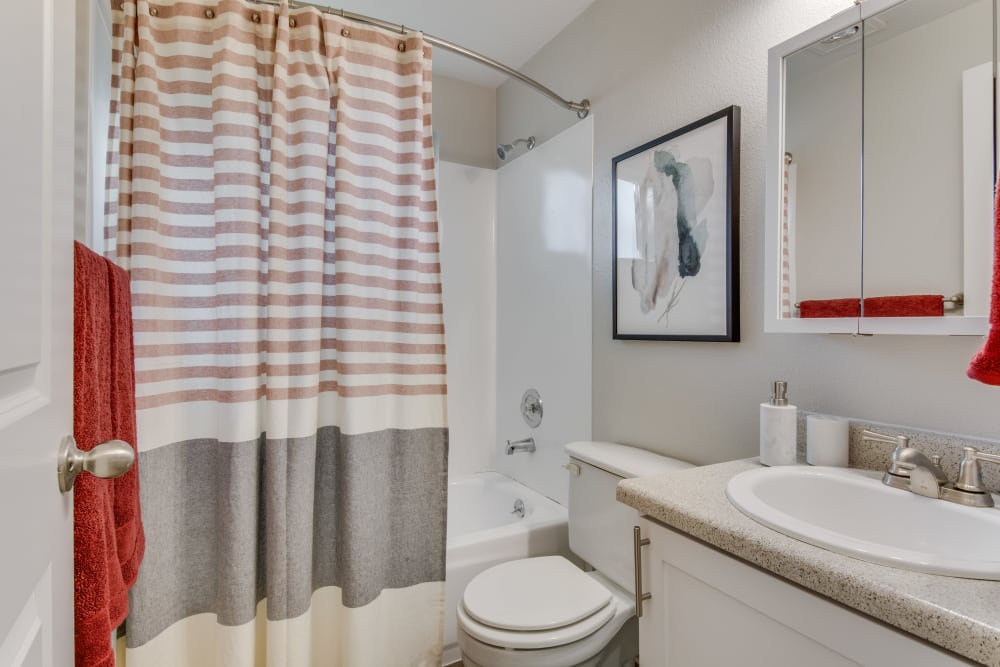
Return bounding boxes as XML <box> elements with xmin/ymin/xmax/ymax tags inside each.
<box><xmin>2</xmin><ymin>0</ymin><xmax>1000</xmax><ymax>665</ymax></box>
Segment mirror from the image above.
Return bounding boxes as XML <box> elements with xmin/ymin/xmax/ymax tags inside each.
<box><xmin>766</xmin><ymin>0</ymin><xmax>996</xmax><ymax>335</ymax></box>
<box><xmin>783</xmin><ymin>18</ymin><xmax>863</xmax><ymax>319</ymax></box>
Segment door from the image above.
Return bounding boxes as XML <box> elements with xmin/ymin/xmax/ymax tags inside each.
<box><xmin>0</xmin><ymin>0</ymin><xmax>78</xmax><ymax>664</ymax></box>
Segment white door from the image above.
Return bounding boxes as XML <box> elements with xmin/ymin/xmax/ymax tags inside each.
<box><xmin>0</xmin><ymin>0</ymin><xmax>78</xmax><ymax>664</ymax></box>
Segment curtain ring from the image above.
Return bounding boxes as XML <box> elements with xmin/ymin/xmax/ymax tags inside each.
<box><xmin>205</xmin><ymin>9</ymin><xmax>214</xmax><ymax>18</ymax></box>
<box><xmin>341</xmin><ymin>28</ymin><xmax>350</xmax><ymax>37</ymax></box>
<box><xmin>397</xmin><ymin>42</ymin><xmax>406</xmax><ymax>52</ymax></box>
<box><xmin>251</xmin><ymin>12</ymin><xmax>260</xmax><ymax>23</ymax></box>
<box><xmin>289</xmin><ymin>18</ymin><xmax>296</xmax><ymax>27</ymax></box>
<box><xmin>149</xmin><ymin>6</ymin><xmax>158</xmax><ymax>16</ymax></box>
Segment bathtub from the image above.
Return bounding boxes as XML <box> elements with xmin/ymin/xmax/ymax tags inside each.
<box><xmin>442</xmin><ymin>472</ymin><xmax>570</xmax><ymax>665</ymax></box>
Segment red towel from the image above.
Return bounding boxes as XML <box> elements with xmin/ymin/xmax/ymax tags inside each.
<box><xmin>799</xmin><ymin>295</ymin><xmax>944</xmax><ymax>318</ymax></box>
<box><xmin>798</xmin><ymin>298</ymin><xmax>859</xmax><ymax>318</ymax></box>
<box><xmin>863</xmin><ymin>294</ymin><xmax>944</xmax><ymax>317</ymax></box>
<box><xmin>74</xmin><ymin>242</ymin><xmax>144</xmax><ymax>667</ymax></box>
<box><xmin>968</xmin><ymin>178</ymin><xmax>1000</xmax><ymax>384</ymax></box>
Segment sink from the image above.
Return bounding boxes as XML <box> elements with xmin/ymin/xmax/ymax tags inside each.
<box><xmin>725</xmin><ymin>465</ymin><xmax>1000</xmax><ymax>580</ymax></box>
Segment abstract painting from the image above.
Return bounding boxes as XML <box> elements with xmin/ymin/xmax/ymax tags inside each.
<box><xmin>612</xmin><ymin>106</ymin><xmax>740</xmax><ymax>341</ymax></box>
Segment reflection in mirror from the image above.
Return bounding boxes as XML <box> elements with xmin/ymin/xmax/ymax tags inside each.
<box><xmin>782</xmin><ymin>22</ymin><xmax>862</xmax><ymax>318</ymax></box>
<box><xmin>863</xmin><ymin>0</ymin><xmax>994</xmax><ymax>319</ymax></box>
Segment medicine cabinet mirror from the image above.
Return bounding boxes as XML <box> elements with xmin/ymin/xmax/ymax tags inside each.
<box><xmin>765</xmin><ymin>0</ymin><xmax>997</xmax><ymax>335</ymax></box>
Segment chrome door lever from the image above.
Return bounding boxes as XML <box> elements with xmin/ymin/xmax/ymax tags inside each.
<box><xmin>57</xmin><ymin>435</ymin><xmax>135</xmax><ymax>493</ymax></box>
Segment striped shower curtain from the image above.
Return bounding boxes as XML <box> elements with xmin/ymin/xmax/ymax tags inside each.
<box><xmin>781</xmin><ymin>153</ymin><xmax>796</xmax><ymax>319</ymax></box>
<box><xmin>105</xmin><ymin>1</ymin><xmax>448</xmax><ymax>665</ymax></box>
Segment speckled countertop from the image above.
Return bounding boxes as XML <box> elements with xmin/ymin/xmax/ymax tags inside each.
<box><xmin>617</xmin><ymin>458</ymin><xmax>1000</xmax><ymax>667</ymax></box>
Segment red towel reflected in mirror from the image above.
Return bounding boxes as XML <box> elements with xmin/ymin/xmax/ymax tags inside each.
<box><xmin>798</xmin><ymin>294</ymin><xmax>944</xmax><ymax>318</ymax></box>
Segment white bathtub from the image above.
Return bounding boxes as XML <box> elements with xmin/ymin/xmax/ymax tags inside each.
<box><xmin>442</xmin><ymin>472</ymin><xmax>570</xmax><ymax>665</ymax></box>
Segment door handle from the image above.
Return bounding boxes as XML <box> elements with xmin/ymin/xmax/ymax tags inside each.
<box><xmin>57</xmin><ymin>435</ymin><xmax>135</xmax><ymax>493</ymax></box>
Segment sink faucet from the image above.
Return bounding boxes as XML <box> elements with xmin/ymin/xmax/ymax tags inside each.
<box><xmin>864</xmin><ymin>429</ymin><xmax>999</xmax><ymax>508</ymax></box>
<box><xmin>506</xmin><ymin>437</ymin><xmax>536</xmax><ymax>455</ymax></box>
<box><xmin>862</xmin><ymin>429</ymin><xmax>947</xmax><ymax>491</ymax></box>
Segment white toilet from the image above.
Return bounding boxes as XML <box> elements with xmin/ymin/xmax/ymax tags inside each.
<box><xmin>456</xmin><ymin>441</ymin><xmax>693</xmax><ymax>667</ymax></box>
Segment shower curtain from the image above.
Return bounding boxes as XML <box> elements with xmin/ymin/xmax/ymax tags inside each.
<box><xmin>105</xmin><ymin>1</ymin><xmax>448</xmax><ymax>665</ymax></box>
<box><xmin>780</xmin><ymin>154</ymin><xmax>797</xmax><ymax>318</ymax></box>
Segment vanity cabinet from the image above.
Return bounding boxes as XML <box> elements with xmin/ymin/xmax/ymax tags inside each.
<box><xmin>635</xmin><ymin>517</ymin><xmax>974</xmax><ymax>666</ymax></box>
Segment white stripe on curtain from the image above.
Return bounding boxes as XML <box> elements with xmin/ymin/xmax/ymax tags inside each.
<box><xmin>105</xmin><ymin>1</ymin><xmax>449</xmax><ymax>665</ymax></box>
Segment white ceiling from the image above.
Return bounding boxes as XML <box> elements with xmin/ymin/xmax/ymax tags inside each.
<box><xmin>338</xmin><ymin>0</ymin><xmax>598</xmax><ymax>87</ymax></box>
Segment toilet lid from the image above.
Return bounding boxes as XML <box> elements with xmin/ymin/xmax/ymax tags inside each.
<box><xmin>457</xmin><ymin>593</ymin><xmax>616</xmax><ymax>651</ymax></box>
<box><xmin>462</xmin><ymin>556</ymin><xmax>614</xmax><ymax>632</ymax></box>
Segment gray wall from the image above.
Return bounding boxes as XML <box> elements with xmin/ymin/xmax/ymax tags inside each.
<box><xmin>434</xmin><ymin>74</ymin><xmax>496</xmax><ymax>168</ymax></box>
<box><xmin>496</xmin><ymin>0</ymin><xmax>1000</xmax><ymax>465</ymax></box>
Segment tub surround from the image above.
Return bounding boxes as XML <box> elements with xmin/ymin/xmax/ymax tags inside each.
<box><xmin>618</xmin><ymin>459</ymin><xmax>1000</xmax><ymax>666</ymax></box>
<box><xmin>495</xmin><ymin>117</ymin><xmax>594</xmax><ymax>507</ymax></box>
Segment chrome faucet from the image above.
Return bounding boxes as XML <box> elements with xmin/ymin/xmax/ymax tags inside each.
<box><xmin>511</xmin><ymin>499</ymin><xmax>525</xmax><ymax>518</ymax></box>
<box><xmin>864</xmin><ymin>429</ymin><xmax>999</xmax><ymax>508</ymax></box>
<box><xmin>506</xmin><ymin>437</ymin><xmax>536</xmax><ymax>455</ymax></box>
<box><xmin>863</xmin><ymin>430</ymin><xmax>947</xmax><ymax>491</ymax></box>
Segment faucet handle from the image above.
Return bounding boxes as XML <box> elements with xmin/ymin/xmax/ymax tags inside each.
<box><xmin>862</xmin><ymin>429</ymin><xmax>910</xmax><ymax>449</ymax></box>
<box><xmin>931</xmin><ymin>454</ymin><xmax>942</xmax><ymax>468</ymax></box>
<box><xmin>955</xmin><ymin>447</ymin><xmax>1000</xmax><ymax>493</ymax></box>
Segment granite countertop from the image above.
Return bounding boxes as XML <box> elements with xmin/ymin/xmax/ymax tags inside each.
<box><xmin>617</xmin><ymin>458</ymin><xmax>1000</xmax><ymax>667</ymax></box>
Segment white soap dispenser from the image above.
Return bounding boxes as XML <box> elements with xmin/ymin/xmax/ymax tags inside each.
<box><xmin>759</xmin><ymin>380</ymin><xmax>797</xmax><ymax>466</ymax></box>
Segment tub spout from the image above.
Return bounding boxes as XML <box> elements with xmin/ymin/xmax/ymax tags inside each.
<box><xmin>506</xmin><ymin>437</ymin><xmax>536</xmax><ymax>455</ymax></box>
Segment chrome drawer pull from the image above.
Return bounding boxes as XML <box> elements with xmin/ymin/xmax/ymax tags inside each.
<box><xmin>633</xmin><ymin>525</ymin><xmax>651</xmax><ymax>618</ymax></box>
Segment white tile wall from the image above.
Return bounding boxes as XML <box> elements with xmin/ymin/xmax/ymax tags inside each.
<box><xmin>495</xmin><ymin>117</ymin><xmax>595</xmax><ymax>506</ymax></box>
<box><xmin>438</xmin><ymin>161</ymin><xmax>497</xmax><ymax>479</ymax></box>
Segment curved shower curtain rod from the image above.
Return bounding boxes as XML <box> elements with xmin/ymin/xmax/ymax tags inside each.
<box><xmin>250</xmin><ymin>0</ymin><xmax>591</xmax><ymax>119</ymax></box>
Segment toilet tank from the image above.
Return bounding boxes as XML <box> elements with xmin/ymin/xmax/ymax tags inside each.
<box><xmin>565</xmin><ymin>441</ymin><xmax>693</xmax><ymax>594</ymax></box>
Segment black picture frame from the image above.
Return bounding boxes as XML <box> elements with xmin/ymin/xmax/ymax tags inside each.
<box><xmin>612</xmin><ymin>105</ymin><xmax>740</xmax><ymax>341</ymax></box>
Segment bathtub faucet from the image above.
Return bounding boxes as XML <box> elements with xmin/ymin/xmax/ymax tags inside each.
<box><xmin>511</xmin><ymin>499</ymin><xmax>525</xmax><ymax>518</ymax></box>
<box><xmin>506</xmin><ymin>437</ymin><xmax>536</xmax><ymax>455</ymax></box>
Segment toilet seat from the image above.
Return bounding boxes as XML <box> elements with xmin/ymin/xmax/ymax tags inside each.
<box><xmin>457</xmin><ymin>596</ymin><xmax>615</xmax><ymax>651</ymax></box>
<box><xmin>458</xmin><ymin>556</ymin><xmax>617</xmax><ymax>650</ymax></box>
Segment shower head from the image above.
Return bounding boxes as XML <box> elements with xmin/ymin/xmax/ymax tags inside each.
<box><xmin>496</xmin><ymin>136</ymin><xmax>536</xmax><ymax>161</ymax></box>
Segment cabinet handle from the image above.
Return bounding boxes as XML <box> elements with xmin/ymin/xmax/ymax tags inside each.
<box><xmin>633</xmin><ymin>525</ymin><xmax>652</xmax><ymax>618</ymax></box>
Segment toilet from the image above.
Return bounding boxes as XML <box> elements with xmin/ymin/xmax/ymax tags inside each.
<box><xmin>456</xmin><ymin>441</ymin><xmax>693</xmax><ymax>667</ymax></box>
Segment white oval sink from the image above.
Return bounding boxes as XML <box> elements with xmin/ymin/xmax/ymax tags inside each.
<box><xmin>726</xmin><ymin>465</ymin><xmax>1000</xmax><ymax>579</ymax></box>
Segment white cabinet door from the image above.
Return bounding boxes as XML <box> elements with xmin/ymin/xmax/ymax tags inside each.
<box><xmin>637</xmin><ymin>518</ymin><xmax>975</xmax><ymax>667</ymax></box>
<box><xmin>0</xmin><ymin>0</ymin><xmax>78</xmax><ymax>665</ymax></box>
<box><xmin>636</xmin><ymin>520</ymin><xmax>664</xmax><ymax>666</ymax></box>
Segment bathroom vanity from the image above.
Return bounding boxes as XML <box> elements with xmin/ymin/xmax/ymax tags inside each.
<box><xmin>619</xmin><ymin>459</ymin><xmax>1000</xmax><ymax>666</ymax></box>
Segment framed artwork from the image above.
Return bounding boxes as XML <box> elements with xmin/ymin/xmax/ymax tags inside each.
<box><xmin>612</xmin><ymin>106</ymin><xmax>740</xmax><ymax>341</ymax></box>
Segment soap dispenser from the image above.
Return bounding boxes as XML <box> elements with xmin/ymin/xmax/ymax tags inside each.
<box><xmin>760</xmin><ymin>380</ymin><xmax>797</xmax><ymax>466</ymax></box>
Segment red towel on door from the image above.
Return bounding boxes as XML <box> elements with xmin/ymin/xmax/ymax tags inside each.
<box><xmin>73</xmin><ymin>242</ymin><xmax>144</xmax><ymax>667</ymax></box>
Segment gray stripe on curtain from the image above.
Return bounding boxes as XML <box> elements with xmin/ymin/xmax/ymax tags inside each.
<box><xmin>126</xmin><ymin>426</ymin><xmax>448</xmax><ymax>648</ymax></box>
